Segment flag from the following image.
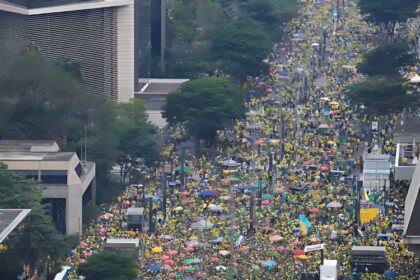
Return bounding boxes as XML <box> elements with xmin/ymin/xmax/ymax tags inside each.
<box><xmin>299</xmin><ymin>215</ymin><xmax>311</xmax><ymax>235</ymax></box>
<box><xmin>363</xmin><ymin>190</ymin><xmax>370</xmax><ymax>201</ymax></box>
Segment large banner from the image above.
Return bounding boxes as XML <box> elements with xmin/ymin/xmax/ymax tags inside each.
<box><xmin>360</xmin><ymin>208</ymin><xmax>378</xmax><ymax>224</ymax></box>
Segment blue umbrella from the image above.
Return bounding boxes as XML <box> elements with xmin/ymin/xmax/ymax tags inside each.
<box><xmin>199</xmin><ymin>190</ymin><xmax>217</xmax><ymax>197</ymax></box>
<box><xmin>210</xmin><ymin>237</ymin><xmax>223</xmax><ymax>244</ymax></box>
<box><xmin>293</xmin><ymin>227</ymin><xmax>301</xmax><ymax>232</ymax></box>
<box><xmin>384</xmin><ymin>271</ymin><xmax>398</xmax><ymax>278</ymax></box>
<box><xmin>377</xmin><ymin>233</ymin><xmax>391</xmax><ymax>238</ymax></box>
<box><xmin>182</xmin><ymin>278</ymin><xmax>194</xmax><ymax>280</ymax></box>
<box><xmin>147</xmin><ymin>264</ymin><xmax>161</xmax><ymax>272</ymax></box>
<box><xmin>235</xmin><ymin>185</ymin><xmax>256</xmax><ymax>190</ymax></box>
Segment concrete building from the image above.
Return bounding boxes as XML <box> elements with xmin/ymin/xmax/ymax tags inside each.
<box><xmin>136</xmin><ymin>78</ymin><xmax>188</xmax><ymax>128</ymax></box>
<box><xmin>0</xmin><ymin>0</ymin><xmax>139</xmax><ymax>101</ymax></box>
<box><xmin>0</xmin><ymin>140</ymin><xmax>95</xmax><ymax>235</ymax></box>
<box><xmin>394</xmin><ymin>115</ymin><xmax>420</xmax><ymax>180</ymax></box>
<box><xmin>404</xmin><ymin>161</ymin><xmax>420</xmax><ymax>257</ymax></box>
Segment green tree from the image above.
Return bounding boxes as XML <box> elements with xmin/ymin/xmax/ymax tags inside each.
<box><xmin>78</xmin><ymin>252</ymin><xmax>137</xmax><ymax>280</ymax></box>
<box><xmin>163</xmin><ymin>77</ymin><xmax>245</xmax><ymax>154</ymax></box>
<box><xmin>115</xmin><ymin>99</ymin><xmax>160</xmax><ymax>184</ymax></box>
<box><xmin>211</xmin><ymin>18</ymin><xmax>272</xmax><ymax>83</ymax></box>
<box><xmin>347</xmin><ymin>76</ymin><xmax>418</xmax><ymax>116</ymax></box>
<box><xmin>357</xmin><ymin>41</ymin><xmax>416</xmax><ymax>76</ymax></box>
<box><xmin>0</xmin><ymin>163</ymin><xmax>76</xmax><ymax>279</ymax></box>
<box><xmin>359</xmin><ymin>0</ymin><xmax>419</xmax><ymax>38</ymax></box>
<box><xmin>241</xmin><ymin>0</ymin><xmax>298</xmax><ymax>40</ymax></box>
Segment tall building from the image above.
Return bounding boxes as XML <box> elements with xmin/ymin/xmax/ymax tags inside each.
<box><xmin>0</xmin><ymin>0</ymin><xmax>139</xmax><ymax>102</ymax></box>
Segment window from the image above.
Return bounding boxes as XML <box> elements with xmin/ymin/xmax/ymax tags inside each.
<box><xmin>40</xmin><ymin>170</ymin><xmax>68</xmax><ymax>184</ymax></box>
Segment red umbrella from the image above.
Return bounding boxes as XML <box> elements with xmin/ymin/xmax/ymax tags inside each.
<box><xmin>262</xmin><ymin>226</ymin><xmax>273</xmax><ymax>232</ymax></box>
<box><xmin>184</xmin><ymin>246</ymin><xmax>195</xmax><ymax>253</ymax></box>
<box><xmin>324</xmin><ymin>150</ymin><xmax>333</xmax><ymax>155</ymax></box>
<box><xmin>276</xmin><ymin>246</ymin><xmax>286</xmax><ymax>252</ymax></box>
<box><xmin>167</xmin><ymin>250</ymin><xmax>177</xmax><ymax>256</ymax></box>
<box><xmin>255</xmin><ymin>139</ymin><xmax>265</xmax><ymax>145</ymax></box>
<box><xmin>168</xmin><ymin>272</ymin><xmax>177</xmax><ymax>279</ymax></box>
<box><xmin>303</xmin><ymin>161</ymin><xmax>311</xmax><ymax>166</ymax></box>
<box><xmin>265</xmin><ymin>88</ymin><xmax>273</xmax><ymax>94</ymax></box>
<box><xmin>309</xmin><ymin>208</ymin><xmax>320</xmax><ymax>213</ymax></box>
<box><xmin>161</xmin><ymin>255</ymin><xmax>170</xmax><ymax>261</ymax></box>
<box><xmin>262</xmin><ymin>200</ymin><xmax>271</xmax><ymax>206</ymax></box>
<box><xmin>164</xmin><ymin>259</ymin><xmax>175</xmax><ymax>266</ymax></box>
<box><xmin>181</xmin><ymin>191</ymin><xmax>190</xmax><ymax>196</ymax></box>
<box><xmin>79</xmin><ymin>241</ymin><xmax>88</xmax><ymax>248</ymax></box>
<box><xmin>320</xmin><ymin>165</ymin><xmax>330</xmax><ymax>172</ymax></box>
<box><xmin>292</xmin><ymin>241</ymin><xmax>303</xmax><ymax>246</ymax></box>
<box><xmin>294</xmin><ymin>249</ymin><xmax>305</xmax><ymax>256</ymax></box>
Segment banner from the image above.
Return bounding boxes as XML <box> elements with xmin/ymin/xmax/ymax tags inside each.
<box><xmin>360</xmin><ymin>208</ymin><xmax>378</xmax><ymax>224</ymax></box>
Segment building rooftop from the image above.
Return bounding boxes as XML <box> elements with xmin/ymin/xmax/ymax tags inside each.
<box><xmin>0</xmin><ymin>0</ymin><xmax>131</xmax><ymax>15</ymax></box>
<box><xmin>0</xmin><ymin>140</ymin><xmax>60</xmax><ymax>153</ymax></box>
<box><xmin>0</xmin><ymin>152</ymin><xmax>75</xmax><ymax>161</ymax></box>
<box><xmin>0</xmin><ymin>209</ymin><xmax>31</xmax><ymax>243</ymax></box>
<box><xmin>394</xmin><ymin>115</ymin><xmax>420</xmax><ymax>143</ymax></box>
<box><xmin>137</xmin><ymin>78</ymin><xmax>189</xmax><ymax>95</ymax></box>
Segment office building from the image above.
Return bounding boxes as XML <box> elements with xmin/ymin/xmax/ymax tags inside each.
<box><xmin>0</xmin><ymin>0</ymin><xmax>139</xmax><ymax>101</ymax></box>
<box><xmin>0</xmin><ymin>140</ymin><xmax>95</xmax><ymax>235</ymax></box>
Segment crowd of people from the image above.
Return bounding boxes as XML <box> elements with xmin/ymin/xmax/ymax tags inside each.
<box><xmin>68</xmin><ymin>0</ymin><xmax>420</xmax><ymax>279</ymax></box>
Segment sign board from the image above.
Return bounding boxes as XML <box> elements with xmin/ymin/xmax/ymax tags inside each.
<box><xmin>304</xmin><ymin>243</ymin><xmax>325</xmax><ymax>253</ymax></box>
<box><xmin>371</xmin><ymin>121</ymin><xmax>378</xmax><ymax>132</ymax></box>
<box><xmin>360</xmin><ymin>208</ymin><xmax>378</xmax><ymax>224</ymax></box>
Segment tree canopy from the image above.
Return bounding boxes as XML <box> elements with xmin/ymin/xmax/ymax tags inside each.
<box><xmin>0</xmin><ymin>163</ymin><xmax>76</xmax><ymax>279</ymax></box>
<box><xmin>359</xmin><ymin>0</ymin><xmax>419</xmax><ymax>36</ymax></box>
<box><xmin>347</xmin><ymin>76</ymin><xmax>418</xmax><ymax>116</ymax></box>
<box><xmin>211</xmin><ymin>18</ymin><xmax>272</xmax><ymax>82</ymax></box>
<box><xmin>357</xmin><ymin>41</ymin><xmax>416</xmax><ymax>76</ymax></box>
<box><xmin>77</xmin><ymin>252</ymin><xmax>137</xmax><ymax>280</ymax></box>
<box><xmin>163</xmin><ymin>77</ymin><xmax>245</xmax><ymax>152</ymax></box>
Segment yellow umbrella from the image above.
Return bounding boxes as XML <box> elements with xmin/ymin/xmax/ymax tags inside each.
<box><xmin>327</xmin><ymin>140</ymin><xmax>336</xmax><ymax>145</ymax></box>
<box><xmin>296</xmin><ymin>255</ymin><xmax>309</xmax><ymax>260</ymax></box>
<box><xmin>152</xmin><ymin>247</ymin><xmax>163</xmax><ymax>254</ymax></box>
<box><xmin>174</xmin><ymin>206</ymin><xmax>184</xmax><ymax>212</ymax></box>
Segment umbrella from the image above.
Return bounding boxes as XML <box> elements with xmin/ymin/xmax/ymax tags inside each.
<box><xmin>208</xmin><ymin>256</ymin><xmax>221</xmax><ymax>263</ymax></box>
<box><xmin>262</xmin><ymin>260</ymin><xmax>277</xmax><ymax>268</ymax></box>
<box><xmin>191</xmin><ymin>220</ymin><xmax>213</xmax><ymax>230</ymax></box>
<box><xmin>216</xmin><ymin>265</ymin><xmax>227</xmax><ymax>271</ymax></box>
<box><xmin>320</xmin><ymin>165</ymin><xmax>330</xmax><ymax>172</ymax></box>
<box><xmin>199</xmin><ymin>190</ymin><xmax>219</xmax><ymax>197</ymax></box>
<box><xmin>164</xmin><ymin>259</ymin><xmax>175</xmax><ymax>266</ymax></box>
<box><xmin>174</xmin><ymin>206</ymin><xmax>184</xmax><ymax>212</ymax></box>
<box><xmin>262</xmin><ymin>200</ymin><xmax>271</xmax><ymax>206</ymax></box>
<box><xmin>262</xmin><ymin>193</ymin><xmax>275</xmax><ymax>200</ymax></box>
<box><xmin>276</xmin><ymin>246</ymin><xmax>286</xmax><ymax>252</ymax></box>
<box><xmin>161</xmin><ymin>255</ymin><xmax>170</xmax><ymax>261</ymax></box>
<box><xmin>210</xmin><ymin>237</ymin><xmax>223</xmax><ymax>244</ymax></box>
<box><xmin>219</xmin><ymin>250</ymin><xmax>230</xmax><ymax>256</ymax></box>
<box><xmin>147</xmin><ymin>264</ymin><xmax>161</xmax><ymax>272</ymax></box>
<box><xmin>384</xmin><ymin>271</ymin><xmax>398</xmax><ymax>278</ymax></box>
<box><xmin>184</xmin><ymin>246</ymin><xmax>195</xmax><ymax>253</ymax></box>
<box><xmin>292</xmin><ymin>241</ymin><xmax>303</xmax><ymax>246</ymax></box>
<box><xmin>296</xmin><ymin>255</ymin><xmax>309</xmax><ymax>260</ymax></box>
<box><xmin>209</xmin><ymin>205</ymin><xmax>224</xmax><ymax>212</ymax></box>
<box><xmin>196</xmin><ymin>272</ymin><xmax>208</xmax><ymax>278</ymax></box>
<box><xmin>318</xmin><ymin>124</ymin><xmax>330</xmax><ymax>129</ymax></box>
<box><xmin>220</xmin><ymin>195</ymin><xmax>231</xmax><ymax>200</ymax></box>
<box><xmin>167</xmin><ymin>250</ymin><xmax>178</xmax><ymax>256</ymax></box>
<box><xmin>269</xmin><ymin>235</ymin><xmax>284</xmax><ymax>242</ymax></box>
<box><xmin>309</xmin><ymin>208</ymin><xmax>320</xmax><ymax>213</ymax></box>
<box><xmin>183</xmin><ymin>258</ymin><xmax>202</xmax><ymax>265</ymax></box>
<box><xmin>294</xmin><ymin>249</ymin><xmax>305</xmax><ymax>256</ymax></box>
<box><xmin>181</xmin><ymin>191</ymin><xmax>190</xmax><ymax>196</ymax></box>
<box><xmin>185</xmin><ymin>267</ymin><xmax>197</xmax><ymax>273</ymax></box>
<box><xmin>163</xmin><ymin>264</ymin><xmax>173</xmax><ymax>271</ymax></box>
<box><xmin>220</xmin><ymin>159</ymin><xmax>241</xmax><ymax>167</ymax></box>
<box><xmin>262</xmin><ymin>226</ymin><xmax>273</xmax><ymax>232</ymax></box>
<box><xmin>410</xmin><ymin>75</ymin><xmax>420</xmax><ymax>83</ymax></box>
<box><xmin>255</xmin><ymin>139</ymin><xmax>265</xmax><ymax>145</ymax></box>
<box><xmin>160</xmin><ymin>235</ymin><xmax>175</xmax><ymax>241</ymax></box>
<box><xmin>99</xmin><ymin>213</ymin><xmax>114</xmax><ymax>220</ymax></box>
<box><xmin>235</xmin><ymin>185</ymin><xmax>256</xmax><ymax>190</ymax></box>
<box><xmin>79</xmin><ymin>241</ymin><xmax>88</xmax><ymax>248</ymax></box>
<box><xmin>327</xmin><ymin>201</ymin><xmax>342</xmax><ymax>208</ymax></box>
<box><xmin>152</xmin><ymin>247</ymin><xmax>163</xmax><ymax>254</ymax></box>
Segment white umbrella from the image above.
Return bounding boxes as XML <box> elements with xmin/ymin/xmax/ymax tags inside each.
<box><xmin>410</xmin><ymin>75</ymin><xmax>420</xmax><ymax>83</ymax></box>
<box><xmin>220</xmin><ymin>159</ymin><xmax>241</xmax><ymax>167</ymax></box>
<box><xmin>191</xmin><ymin>220</ymin><xmax>214</xmax><ymax>230</ymax></box>
<box><xmin>327</xmin><ymin>201</ymin><xmax>342</xmax><ymax>208</ymax></box>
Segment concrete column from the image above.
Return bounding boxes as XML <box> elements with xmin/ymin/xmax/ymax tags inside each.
<box><xmin>91</xmin><ymin>178</ymin><xmax>96</xmax><ymax>205</ymax></box>
<box><xmin>66</xmin><ymin>185</ymin><xmax>83</xmax><ymax>236</ymax></box>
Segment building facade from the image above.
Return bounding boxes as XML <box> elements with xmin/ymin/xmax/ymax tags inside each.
<box><xmin>0</xmin><ymin>0</ymin><xmax>139</xmax><ymax>101</ymax></box>
<box><xmin>0</xmin><ymin>140</ymin><xmax>95</xmax><ymax>236</ymax></box>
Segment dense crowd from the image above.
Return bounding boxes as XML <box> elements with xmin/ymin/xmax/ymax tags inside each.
<box><xmin>68</xmin><ymin>0</ymin><xmax>420</xmax><ymax>279</ymax></box>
